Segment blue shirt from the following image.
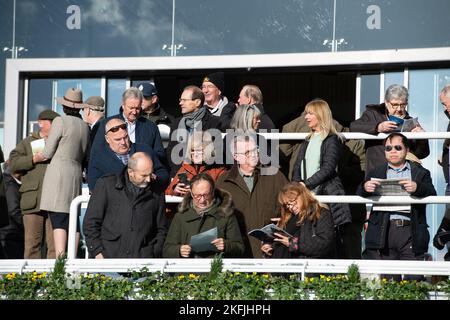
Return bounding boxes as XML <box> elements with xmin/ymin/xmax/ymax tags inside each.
<box><xmin>386</xmin><ymin>161</ymin><xmax>411</xmax><ymax>219</ymax></box>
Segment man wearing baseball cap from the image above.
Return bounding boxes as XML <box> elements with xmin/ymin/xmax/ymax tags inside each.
<box><xmin>137</xmin><ymin>82</ymin><xmax>175</xmax><ymax>127</ymax></box>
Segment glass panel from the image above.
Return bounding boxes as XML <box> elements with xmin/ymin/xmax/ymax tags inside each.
<box><xmin>174</xmin><ymin>0</ymin><xmax>333</xmax><ymax>56</ymax></box>
<box><xmin>359</xmin><ymin>74</ymin><xmax>380</xmax><ymax>115</ymax></box>
<box><xmin>14</xmin><ymin>0</ymin><xmax>172</xmax><ymax>58</ymax></box>
<box><xmin>384</xmin><ymin>71</ymin><xmax>404</xmax><ymax>91</ymax></box>
<box><xmin>106</xmin><ymin>79</ymin><xmax>127</xmax><ymax>117</ymax></box>
<box><xmin>27</xmin><ymin>79</ymin><xmax>54</xmax><ymax>135</ymax></box>
<box><xmin>0</xmin><ymin>0</ymin><xmax>14</xmax><ymax>141</ymax></box>
<box><xmin>408</xmin><ymin>68</ymin><xmax>450</xmax><ymax>260</ymax></box>
<box><xmin>336</xmin><ymin>0</ymin><xmax>450</xmax><ymax>51</ymax></box>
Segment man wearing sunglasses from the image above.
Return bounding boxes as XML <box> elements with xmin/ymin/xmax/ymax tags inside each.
<box><xmin>87</xmin><ymin>118</ymin><xmax>169</xmax><ymax>193</ymax></box>
<box><xmin>90</xmin><ymin>87</ymin><xmax>168</xmax><ymax>174</ymax></box>
<box><xmin>350</xmin><ymin>84</ymin><xmax>429</xmax><ymax>174</ymax></box>
<box><xmin>358</xmin><ymin>133</ymin><xmax>436</xmax><ymax>277</ymax></box>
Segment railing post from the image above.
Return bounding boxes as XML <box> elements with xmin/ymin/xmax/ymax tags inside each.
<box><xmin>67</xmin><ymin>195</ymin><xmax>90</xmax><ymax>259</ymax></box>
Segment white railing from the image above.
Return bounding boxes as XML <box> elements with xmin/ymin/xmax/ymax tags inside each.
<box><xmin>250</xmin><ymin>131</ymin><xmax>450</xmax><ymax>140</ymax></box>
<box><xmin>1</xmin><ymin>258</ymin><xmax>450</xmax><ymax>278</ymax></box>
<box><xmin>67</xmin><ymin>195</ymin><xmax>450</xmax><ymax>260</ymax></box>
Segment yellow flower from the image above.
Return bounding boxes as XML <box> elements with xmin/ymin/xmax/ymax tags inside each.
<box><xmin>178</xmin><ymin>275</ymin><xmax>185</xmax><ymax>280</ymax></box>
<box><xmin>320</xmin><ymin>275</ymin><xmax>325</xmax><ymax>279</ymax></box>
<box><xmin>326</xmin><ymin>277</ymin><xmax>331</xmax><ymax>282</ymax></box>
<box><xmin>234</xmin><ymin>272</ymin><xmax>241</xmax><ymax>276</ymax></box>
<box><xmin>262</xmin><ymin>274</ymin><xmax>269</xmax><ymax>279</ymax></box>
<box><xmin>188</xmin><ymin>274</ymin><xmax>197</xmax><ymax>279</ymax></box>
<box><xmin>382</xmin><ymin>278</ymin><xmax>388</xmax><ymax>283</ymax></box>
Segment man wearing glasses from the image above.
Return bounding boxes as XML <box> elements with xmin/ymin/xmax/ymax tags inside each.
<box><xmin>217</xmin><ymin>135</ymin><xmax>288</xmax><ymax>258</ymax></box>
<box><xmin>350</xmin><ymin>84</ymin><xmax>429</xmax><ymax>174</ymax></box>
<box><xmin>358</xmin><ymin>133</ymin><xmax>436</xmax><ymax>277</ymax></box>
<box><xmin>163</xmin><ymin>173</ymin><xmax>244</xmax><ymax>258</ymax></box>
<box><xmin>167</xmin><ymin>85</ymin><xmax>221</xmax><ymax>177</ymax></box>
<box><xmin>90</xmin><ymin>87</ymin><xmax>168</xmax><ymax>172</ymax></box>
<box><xmin>87</xmin><ymin>118</ymin><xmax>169</xmax><ymax>193</ymax></box>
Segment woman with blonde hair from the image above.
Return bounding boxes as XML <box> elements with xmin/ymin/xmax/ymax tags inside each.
<box><xmin>291</xmin><ymin>99</ymin><xmax>351</xmax><ymax>256</ymax></box>
<box><xmin>166</xmin><ymin>130</ymin><xmax>227</xmax><ymax>197</ymax></box>
<box><xmin>261</xmin><ymin>182</ymin><xmax>335</xmax><ymax>258</ymax></box>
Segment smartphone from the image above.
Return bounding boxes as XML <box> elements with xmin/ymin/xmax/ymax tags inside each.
<box><xmin>178</xmin><ymin>173</ymin><xmax>190</xmax><ymax>186</ymax></box>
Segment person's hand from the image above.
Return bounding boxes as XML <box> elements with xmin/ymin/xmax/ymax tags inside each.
<box><xmin>32</xmin><ymin>152</ymin><xmax>46</xmax><ymax>164</ymax></box>
<box><xmin>270</xmin><ymin>217</ymin><xmax>281</xmax><ymax>224</ymax></box>
<box><xmin>411</xmin><ymin>123</ymin><xmax>425</xmax><ymax>132</ymax></box>
<box><xmin>364</xmin><ymin>180</ymin><xmax>380</xmax><ymax>193</ymax></box>
<box><xmin>261</xmin><ymin>243</ymin><xmax>273</xmax><ymax>256</ymax></box>
<box><xmin>95</xmin><ymin>253</ymin><xmax>104</xmax><ymax>259</ymax></box>
<box><xmin>174</xmin><ymin>183</ymin><xmax>190</xmax><ymax>196</ymax></box>
<box><xmin>377</xmin><ymin>121</ymin><xmax>398</xmax><ymax>133</ymax></box>
<box><xmin>399</xmin><ymin>179</ymin><xmax>417</xmax><ymax>193</ymax></box>
<box><xmin>273</xmin><ymin>233</ymin><xmax>290</xmax><ymax>247</ymax></box>
<box><xmin>180</xmin><ymin>244</ymin><xmax>191</xmax><ymax>257</ymax></box>
<box><xmin>211</xmin><ymin>238</ymin><xmax>224</xmax><ymax>252</ymax></box>
<box><xmin>151</xmin><ymin>173</ymin><xmax>157</xmax><ymax>180</ymax></box>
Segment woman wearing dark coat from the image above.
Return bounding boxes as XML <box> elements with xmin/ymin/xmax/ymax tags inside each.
<box><xmin>292</xmin><ymin>99</ymin><xmax>351</xmax><ymax>227</ymax></box>
<box><xmin>163</xmin><ymin>173</ymin><xmax>244</xmax><ymax>258</ymax></box>
<box><xmin>261</xmin><ymin>182</ymin><xmax>335</xmax><ymax>259</ymax></box>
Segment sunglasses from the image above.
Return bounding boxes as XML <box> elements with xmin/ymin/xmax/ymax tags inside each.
<box><xmin>106</xmin><ymin>123</ymin><xmax>127</xmax><ymax>134</ymax></box>
<box><xmin>385</xmin><ymin>145</ymin><xmax>403</xmax><ymax>152</ymax></box>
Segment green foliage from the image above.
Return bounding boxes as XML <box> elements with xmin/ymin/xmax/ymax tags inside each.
<box><xmin>0</xmin><ymin>262</ymin><xmax>445</xmax><ymax>300</ymax></box>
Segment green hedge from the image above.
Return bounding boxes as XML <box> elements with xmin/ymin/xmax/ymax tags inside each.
<box><xmin>1</xmin><ymin>257</ymin><xmax>449</xmax><ymax>300</ymax></box>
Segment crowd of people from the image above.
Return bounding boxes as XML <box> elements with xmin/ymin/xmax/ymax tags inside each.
<box><xmin>1</xmin><ymin>72</ymin><xmax>450</xmax><ymax>276</ymax></box>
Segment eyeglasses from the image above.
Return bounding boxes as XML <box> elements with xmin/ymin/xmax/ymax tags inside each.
<box><xmin>191</xmin><ymin>149</ymin><xmax>204</xmax><ymax>155</ymax></box>
<box><xmin>236</xmin><ymin>148</ymin><xmax>259</xmax><ymax>158</ymax></box>
<box><xmin>191</xmin><ymin>192</ymin><xmax>212</xmax><ymax>200</ymax></box>
<box><xmin>179</xmin><ymin>98</ymin><xmax>194</xmax><ymax>103</ymax></box>
<box><xmin>389</xmin><ymin>102</ymin><xmax>407</xmax><ymax>109</ymax></box>
<box><xmin>385</xmin><ymin>145</ymin><xmax>403</xmax><ymax>152</ymax></box>
<box><xmin>106</xmin><ymin>123</ymin><xmax>127</xmax><ymax>134</ymax></box>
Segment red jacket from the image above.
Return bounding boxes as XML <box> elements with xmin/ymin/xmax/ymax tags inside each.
<box><xmin>165</xmin><ymin>162</ymin><xmax>227</xmax><ymax>196</ymax></box>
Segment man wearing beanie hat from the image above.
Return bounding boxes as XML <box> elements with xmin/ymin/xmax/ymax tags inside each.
<box><xmin>8</xmin><ymin>109</ymin><xmax>61</xmax><ymax>259</ymax></box>
<box><xmin>201</xmin><ymin>72</ymin><xmax>236</xmax><ymax>130</ymax></box>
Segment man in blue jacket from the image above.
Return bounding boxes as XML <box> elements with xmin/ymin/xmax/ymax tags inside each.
<box><xmin>87</xmin><ymin>118</ymin><xmax>169</xmax><ymax>193</ymax></box>
<box><xmin>358</xmin><ymin>133</ymin><xmax>436</xmax><ymax>278</ymax></box>
<box><xmin>90</xmin><ymin>87</ymin><xmax>168</xmax><ymax>169</ymax></box>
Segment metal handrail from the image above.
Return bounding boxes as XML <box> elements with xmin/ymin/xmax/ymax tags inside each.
<box><xmin>67</xmin><ymin>195</ymin><xmax>450</xmax><ymax>259</ymax></box>
<box><xmin>0</xmin><ymin>258</ymin><xmax>449</xmax><ymax>278</ymax></box>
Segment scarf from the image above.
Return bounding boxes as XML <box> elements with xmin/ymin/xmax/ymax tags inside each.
<box><xmin>176</xmin><ymin>106</ymin><xmax>207</xmax><ymax>142</ymax></box>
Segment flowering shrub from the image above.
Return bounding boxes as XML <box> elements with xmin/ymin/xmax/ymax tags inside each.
<box><xmin>0</xmin><ymin>259</ymin><xmax>448</xmax><ymax>300</ymax></box>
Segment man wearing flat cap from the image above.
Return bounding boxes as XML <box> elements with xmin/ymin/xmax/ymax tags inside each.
<box><xmin>81</xmin><ymin>96</ymin><xmax>105</xmax><ymax>143</ymax></box>
<box><xmin>8</xmin><ymin>109</ymin><xmax>60</xmax><ymax>259</ymax></box>
<box><xmin>201</xmin><ymin>72</ymin><xmax>236</xmax><ymax>130</ymax></box>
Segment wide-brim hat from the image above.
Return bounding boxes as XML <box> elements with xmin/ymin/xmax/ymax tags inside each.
<box><xmin>56</xmin><ymin>88</ymin><xmax>83</xmax><ymax>108</ymax></box>
<box><xmin>81</xmin><ymin>96</ymin><xmax>105</xmax><ymax>112</ymax></box>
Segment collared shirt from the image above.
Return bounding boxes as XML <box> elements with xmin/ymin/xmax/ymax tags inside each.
<box><xmin>115</xmin><ymin>152</ymin><xmax>130</xmax><ymax>165</ymax></box>
<box><xmin>387</xmin><ymin>161</ymin><xmax>411</xmax><ymax>219</ymax></box>
<box><xmin>238</xmin><ymin>166</ymin><xmax>254</xmax><ymax>192</ymax></box>
<box><xmin>123</xmin><ymin>112</ymin><xmax>136</xmax><ymax>143</ymax></box>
